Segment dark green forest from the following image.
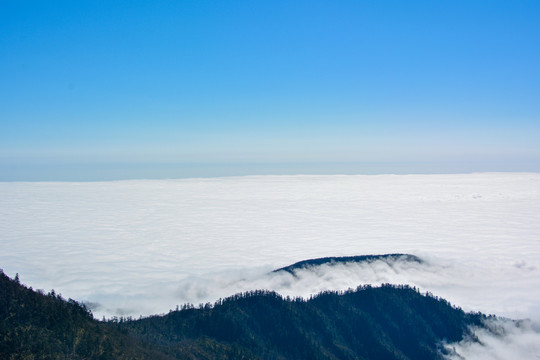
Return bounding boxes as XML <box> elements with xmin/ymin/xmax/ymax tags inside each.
<box><xmin>272</xmin><ymin>254</ymin><xmax>423</xmax><ymax>274</ymax></box>
<box><xmin>1</xmin><ymin>269</ymin><xmax>490</xmax><ymax>360</ymax></box>
<box><xmin>0</xmin><ymin>270</ymin><xmax>174</xmax><ymax>360</ymax></box>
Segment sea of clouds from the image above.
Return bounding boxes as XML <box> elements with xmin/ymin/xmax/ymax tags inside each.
<box><xmin>1</xmin><ymin>173</ymin><xmax>540</xmax><ymax>358</ymax></box>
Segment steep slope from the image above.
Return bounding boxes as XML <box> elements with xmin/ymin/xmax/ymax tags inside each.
<box><xmin>117</xmin><ymin>285</ymin><xmax>487</xmax><ymax>360</ymax></box>
<box><xmin>272</xmin><ymin>254</ymin><xmax>423</xmax><ymax>274</ymax></box>
<box><xmin>1</xmin><ymin>269</ymin><xmax>489</xmax><ymax>360</ymax></box>
<box><xmin>0</xmin><ymin>270</ymin><xmax>173</xmax><ymax>360</ymax></box>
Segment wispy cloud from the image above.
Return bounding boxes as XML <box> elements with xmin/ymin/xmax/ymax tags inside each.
<box><xmin>444</xmin><ymin>318</ymin><xmax>540</xmax><ymax>360</ymax></box>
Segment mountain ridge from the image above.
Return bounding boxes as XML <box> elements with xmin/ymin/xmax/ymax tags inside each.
<box><xmin>1</xmin><ymin>266</ymin><xmax>492</xmax><ymax>359</ymax></box>
<box><xmin>272</xmin><ymin>254</ymin><xmax>423</xmax><ymax>274</ymax></box>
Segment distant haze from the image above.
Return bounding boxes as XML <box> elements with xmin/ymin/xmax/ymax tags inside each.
<box><xmin>4</xmin><ymin>160</ymin><xmax>540</xmax><ymax>182</ymax></box>
<box><xmin>1</xmin><ymin>2</ymin><xmax>540</xmax><ymax>180</ymax></box>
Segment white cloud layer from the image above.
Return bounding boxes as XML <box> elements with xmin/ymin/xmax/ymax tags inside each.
<box><xmin>1</xmin><ymin>173</ymin><xmax>540</xmax><ymax>357</ymax></box>
<box><xmin>444</xmin><ymin>319</ymin><xmax>540</xmax><ymax>360</ymax></box>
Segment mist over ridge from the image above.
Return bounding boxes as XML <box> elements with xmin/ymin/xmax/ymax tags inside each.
<box><xmin>2</xmin><ymin>173</ymin><xmax>540</xmax><ymax>359</ymax></box>
<box><xmin>273</xmin><ymin>253</ymin><xmax>423</xmax><ymax>274</ymax></box>
<box><xmin>2</xmin><ymin>172</ymin><xmax>539</xmax><ymax>320</ymax></box>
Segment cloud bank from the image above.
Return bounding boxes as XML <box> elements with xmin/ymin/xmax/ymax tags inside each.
<box><xmin>1</xmin><ymin>173</ymin><xmax>540</xmax><ymax>357</ymax></box>
<box><xmin>444</xmin><ymin>318</ymin><xmax>540</xmax><ymax>360</ymax></box>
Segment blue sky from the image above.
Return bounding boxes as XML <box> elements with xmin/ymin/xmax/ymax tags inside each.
<box><xmin>1</xmin><ymin>1</ymin><xmax>539</xmax><ymax>180</ymax></box>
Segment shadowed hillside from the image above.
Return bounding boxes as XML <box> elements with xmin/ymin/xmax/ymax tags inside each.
<box><xmin>273</xmin><ymin>254</ymin><xmax>423</xmax><ymax>274</ymax></box>
<box><xmin>116</xmin><ymin>285</ymin><xmax>488</xmax><ymax>360</ymax></box>
<box><xmin>0</xmin><ymin>269</ymin><xmax>174</xmax><ymax>360</ymax></box>
<box><xmin>1</xmin><ymin>268</ymin><xmax>490</xmax><ymax>360</ymax></box>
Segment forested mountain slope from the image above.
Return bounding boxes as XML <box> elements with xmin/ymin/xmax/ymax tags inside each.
<box><xmin>272</xmin><ymin>254</ymin><xmax>422</xmax><ymax>274</ymax></box>
<box><xmin>1</xmin><ymin>269</ymin><xmax>488</xmax><ymax>360</ymax></box>
<box><xmin>0</xmin><ymin>270</ymin><xmax>174</xmax><ymax>360</ymax></box>
<box><xmin>117</xmin><ymin>284</ymin><xmax>487</xmax><ymax>360</ymax></box>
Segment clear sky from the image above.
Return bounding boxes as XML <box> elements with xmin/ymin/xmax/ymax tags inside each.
<box><xmin>1</xmin><ymin>1</ymin><xmax>539</xmax><ymax>180</ymax></box>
